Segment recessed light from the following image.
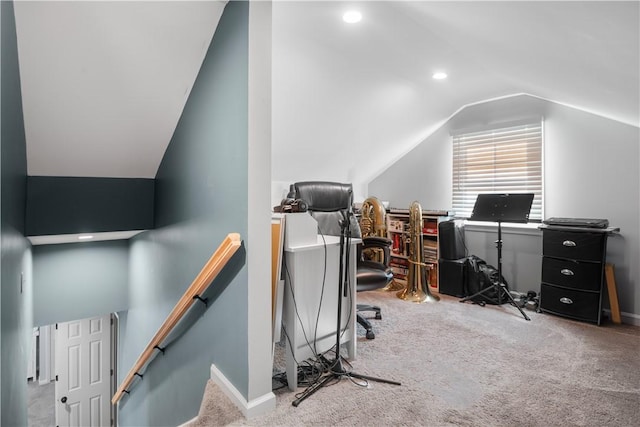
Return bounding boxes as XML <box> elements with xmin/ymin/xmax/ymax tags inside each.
<box><xmin>432</xmin><ymin>72</ymin><xmax>448</xmax><ymax>80</ymax></box>
<box><xmin>343</xmin><ymin>10</ymin><xmax>362</xmax><ymax>24</ymax></box>
<box><xmin>78</xmin><ymin>235</ymin><xmax>94</xmax><ymax>240</ymax></box>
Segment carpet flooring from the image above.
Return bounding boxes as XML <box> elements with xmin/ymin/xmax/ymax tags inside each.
<box><xmin>27</xmin><ymin>380</ymin><xmax>55</xmax><ymax>427</ymax></box>
<box><xmin>190</xmin><ymin>291</ymin><xmax>640</xmax><ymax>426</ymax></box>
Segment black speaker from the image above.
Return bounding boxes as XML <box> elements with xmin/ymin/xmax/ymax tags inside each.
<box><xmin>438</xmin><ymin>220</ymin><xmax>465</xmax><ymax>260</ymax></box>
<box><xmin>438</xmin><ymin>258</ymin><xmax>467</xmax><ymax>297</ymax></box>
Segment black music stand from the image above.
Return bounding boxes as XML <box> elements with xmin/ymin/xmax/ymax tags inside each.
<box><xmin>460</xmin><ymin>193</ymin><xmax>534</xmax><ymax>321</ymax></box>
<box><xmin>292</xmin><ymin>211</ymin><xmax>400</xmax><ymax>407</ymax></box>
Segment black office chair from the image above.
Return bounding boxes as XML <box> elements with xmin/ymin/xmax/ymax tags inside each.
<box><xmin>357</xmin><ymin>196</ymin><xmax>394</xmax><ymax>339</ymax></box>
<box><xmin>288</xmin><ymin>181</ymin><xmax>393</xmax><ymax>339</ymax></box>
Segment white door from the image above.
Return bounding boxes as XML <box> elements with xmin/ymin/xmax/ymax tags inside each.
<box><xmin>55</xmin><ymin>314</ymin><xmax>111</xmax><ymax>427</ymax></box>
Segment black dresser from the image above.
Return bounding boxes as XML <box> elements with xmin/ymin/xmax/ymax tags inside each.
<box><xmin>540</xmin><ymin>226</ymin><xmax>615</xmax><ymax>325</ymax></box>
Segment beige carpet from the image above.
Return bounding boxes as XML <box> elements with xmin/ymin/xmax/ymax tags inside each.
<box><xmin>190</xmin><ymin>291</ymin><xmax>640</xmax><ymax>426</ymax></box>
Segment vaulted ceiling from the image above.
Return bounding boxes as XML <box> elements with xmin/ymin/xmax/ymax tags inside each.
<box><xmin>13</xmin><ymin>1</ymin><xmax>640</xmax><ymax>189</ymax></box>
<box><xmin>271</xmin><ymin>1</ymin><xmax>639</xmax><ymax>190</ymax></box>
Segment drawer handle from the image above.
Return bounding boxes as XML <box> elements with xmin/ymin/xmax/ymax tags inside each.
<box><xmin>561</xmin><ymin>268</ymin><xmax>574</xmax><ymax>276</ymax></box>
<box><xmin>560</xmin><ymin>297</ymin><xmax>573</xmax><ymax>304</ymax></box>
<box><xmin>562</xmin><ymin>240</ymin><xmax>576</xmax><ymax>247</ymax></box>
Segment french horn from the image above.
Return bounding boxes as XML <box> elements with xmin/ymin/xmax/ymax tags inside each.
<box><xmin>359</xmin><ymin>197</ymin><xmax>404</xmax><ymax>291</ymax></box>
<box><xmin>397</xmin><ymin>201</ymin><xmax>440</xmax><ymax>303</ymax></box>
<box><xmin>360</xmin><ymin>196</ymin><xmax>386</xmax><ymax>262</ymax></box>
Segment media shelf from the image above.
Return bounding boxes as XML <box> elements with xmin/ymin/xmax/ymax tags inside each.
<box><xmin>386</xmin><ymin>210</ymin><xmax>451</xmax><ymax>292</ymax></box>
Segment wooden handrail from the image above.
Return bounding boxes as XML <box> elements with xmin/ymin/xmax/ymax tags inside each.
<box><xmin>112</xmin><ymin>232</ymin><xmax>242</xmax><ymax>404</ymax></box>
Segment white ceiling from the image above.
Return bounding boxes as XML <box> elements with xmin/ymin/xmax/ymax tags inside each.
<box><xmin>15</xmin><ymin>0</ymin><xmax>225</xmax><ymax>178</ymax></box>
<box><xmin>271</xmin><ymin>1</ymin><xmax>640</xmax><ymax>192</ymax></box>
<box><xmin>13</xmin><ymin>1</ymin><xmax>640</xmax><ymax>190</ymax></box>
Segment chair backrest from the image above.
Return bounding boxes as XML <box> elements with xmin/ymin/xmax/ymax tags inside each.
<box><xmin>289</xmin><ymin>182</ymin><xmax>391</xmax><ymax>292</ymax></box>
<box><xmin>288</xmin><ymin>181</ymin><xmax>360</xmax><ymax>237</ymax></box>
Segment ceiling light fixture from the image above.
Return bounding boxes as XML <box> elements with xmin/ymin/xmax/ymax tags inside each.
<box><xmin>343</xmin><ymin>10</ymin><xmax>362</xmax><ymax>24</ymax></box>
<box><xmin>432</xmin><ymin>72</ymin><xmax>448</xmax><ymax>80</ymax></box>
<box><xmin>78</xmin><ymin>235</ymin><xmax>94</xmax><ymax>240</ymax></box>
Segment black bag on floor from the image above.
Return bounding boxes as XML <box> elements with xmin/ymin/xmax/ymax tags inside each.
<box><xmin>465</xmin><ymin>255</ymin><xmax>508</xmax><ymax>305</ymax></box>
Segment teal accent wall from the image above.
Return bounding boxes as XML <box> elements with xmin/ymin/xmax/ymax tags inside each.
<box><xmin>118</xmin><ymin>2</ymin><xmax>250</xmax><ymax>425</ymax></box>
<box><xmin>26</xmin><ymin>176</ymin><xmax>155</xmax><ymax>236</ymax></box>
<box><xmin>1</xmin><ymin>1</ymin><xmax>32</xmax><ymax>425</ymax></box>
<box><xmin>32</xmin><ymin>240</ymin><xmax>129</xmax><ymax>326</ymax></box>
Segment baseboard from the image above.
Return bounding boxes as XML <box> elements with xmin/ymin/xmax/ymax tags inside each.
<box><xmin>209</xmin><ymin>363</ymin><xmax>276</xmax><ymax>419</ymax></box>
<box><xmin>603</xmin><ymin>309</ymin><xmax>640</xmax><ymax>326</ymax></box>
<box><xmin>177</xmin><ymin>416</ymin><xmax>198</xmax><ymax>427</ymax></box>
<box><xmin>620</xmin><ymin>310</ymin><xmax>640</xmax><ymax>326</ymax></box>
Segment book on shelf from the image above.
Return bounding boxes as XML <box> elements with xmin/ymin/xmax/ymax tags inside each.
<box><xmin>388</xmin><ymin>220</ymin><xmax>408</xmax><ymax>233</ymax></box>
<box><xmin>422</xmin><ymin>227</ymin><xmax>438</xmax><ymax>235</ymax></box>
<box><xmin>423</xmin><ymin>248</ymin><xmax>437</xmax><ymax>257</ymax></box>
<box><xmin>390</xmin><ymin>258</ymin><xmax>409</xmax><ymax>267</ymax></box>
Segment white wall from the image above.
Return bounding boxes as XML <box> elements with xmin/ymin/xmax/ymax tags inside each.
<box><xmin>247</xmin><ymin>0</ymin><xmax>275</xmax><ymax>414</ymax></box>
<box><xmin>369</xmin><ymin>94</ymin><xmax>640</xmax><ymax>323</ymax></box>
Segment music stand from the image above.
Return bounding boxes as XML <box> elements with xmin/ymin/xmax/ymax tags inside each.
<box><xmin>460</xmin><ymin>193</ymin><xmax>534</xmax><ymax>321</ymax></box>
<box><xmin>292</xmin><ymin>211</ymin><xmax>400</xmax><ymax>407</ymax></box>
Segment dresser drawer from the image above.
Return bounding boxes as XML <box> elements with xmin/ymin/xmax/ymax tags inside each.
<box><xmin>540</xmin><ymin>284</ymin><xmax>601</xmax><ymax>324</ymax></box>
<box><xmin>541</xmin><ymin>257</ymin><xmax>602</xmax><ymax>291</ymax></box>
<box><xmin>542</xmin><ymin>230</ymin><xmax>606</xmax><ymax>261</ymax></box>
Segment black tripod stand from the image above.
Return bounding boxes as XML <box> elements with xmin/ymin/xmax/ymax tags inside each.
<box><xmin>459</xmin><ymin>194</ymin><xmax>534</xmax><ymax>321</ymax></box>
<box><xmin>292</xmin><ymin>211</ymin><xmax>400</xmax><ymax>407</ymax></box>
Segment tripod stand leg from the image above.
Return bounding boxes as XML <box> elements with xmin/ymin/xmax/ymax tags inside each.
<box><xmin>460</xmin><ymin>284</ymin><xmax>499</xmax><ymax>304</ymax></box>
<box><xmin>499</xmin><ymin>284</ymin><xmax>531</xmax><ymax>321</ymax></box>
<box><xmin>461</xmin><ymin>282</ymin><xmax>531</xmax><ymax>321</ymax></box>
<box><xmin>292</xmin><ymin>357</ymin><xmax>401</xmax><ymax>407</ymax></box>
<box><xmin>292</xmin><ymin>372</ymin><xmax>335</xmax><ymax>407</ymax></box>
<box><xmin>349</xmin><ymin>372</ymin><xmax>401</xmax><ymax>386</ymax></box>
<box><xmin>329</xmin><ymin>357</ymin><xmax>400</xmax><ymax>386</ymax></box>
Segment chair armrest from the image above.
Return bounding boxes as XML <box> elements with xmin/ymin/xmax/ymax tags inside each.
<box><xmin>361</xmin><ymin>236</ymin><xmax>392</xmax><ymax>266</ymax></box>
<box><xmin>361</xmin><ymin>236</ymin><xmax>392</xmax><ymax>249</ymax></box>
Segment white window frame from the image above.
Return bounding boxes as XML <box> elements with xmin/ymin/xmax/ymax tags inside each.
<box><xmin>452</xmin><ymin>120</ymin><xmax>544</xmax><ymax>222</ymax></box>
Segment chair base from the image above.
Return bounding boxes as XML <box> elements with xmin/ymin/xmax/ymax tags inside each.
<box><xmin>357</xmin><ymin>304</ymin><xmax>381</xmax><ymax>339</ymax></box>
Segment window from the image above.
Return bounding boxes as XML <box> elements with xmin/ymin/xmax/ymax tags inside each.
<box><xmin>452</xmin><ymin>122</ymin><xmax>543</xmax><ymax>221</ymax></box>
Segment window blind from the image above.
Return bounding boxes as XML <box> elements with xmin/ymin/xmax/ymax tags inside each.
<box><xmin>452</xmin><ymin>122</ymin><xmax>543</xmax><ymax>221</ymax></box>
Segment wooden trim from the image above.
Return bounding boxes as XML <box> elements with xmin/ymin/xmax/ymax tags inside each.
<box><xmin>112</xmin><ymin>233</ymin><xmax>242</xmax><ymax>404</ymax></box>
<box><xmin>605</xmin><ymin>263</ymin><xmax>621</xmax><ymax>324</ymax></box>
<box><xmin>271</xmin><ymin>215</ymin><xmax>286</xmax><ymax>345</ymax></box>
<box><xmin>271</xmin><ymin>217</ymin><xmax>284</xmax><ymax>329</ymax></box>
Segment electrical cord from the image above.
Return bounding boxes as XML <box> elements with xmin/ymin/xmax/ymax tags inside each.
<box><xmin>455</xmin><ymin>219</ymin><xmax>470</xmax><ymax>257</ymax></box>
<box><xmin>278</xmin><ymin>216</ymin><xmax>359</xmax><ymax>392</ymax></box>
<box><xmin>312</xmin><ymin>228</ymin><xmax>329</xmax><ymax>356</ymax></box>
<box><xmin>283</xmin><ymin>258</ymin><xmax>320</xmax><ymax>360</ymax></box>
<box><xmin>280</xmin><ymin>226</ymin><xmax>332</xmax><ymax>385</ymax></box>
<box><xmin>275</xmin><ymin>326</ymin><xmax>326</xmax><ymax>389</ymax></box>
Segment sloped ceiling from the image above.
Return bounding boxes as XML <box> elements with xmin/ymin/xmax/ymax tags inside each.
<box><xmin>272</xmin><ymin>1</ymin><xmax>639</xmax><ymax>193</ymax></box>
<box><xmin>15</xmin><ymin>0</ymin><xmax>225</xmax><ymax>178</ymax></box>
<box><xmin>13</xmin><ymin>1</ymin><xmax>640</xmax><ymax>190</ymax></box>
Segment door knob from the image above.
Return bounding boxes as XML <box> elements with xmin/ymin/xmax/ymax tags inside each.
<box><xmin>61</xmin><ymin>396</ymin><xmax>67</xmax><ymax>403</ymax></box>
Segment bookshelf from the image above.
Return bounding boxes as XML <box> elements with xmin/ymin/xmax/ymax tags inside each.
<box><xmin>386</xmin><ymin>209</ymin><xmax>452</xmax><ymax>293</ymax></box>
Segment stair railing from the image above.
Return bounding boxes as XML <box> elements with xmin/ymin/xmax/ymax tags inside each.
<box><xmin>112</xmin><ymin>232</ymin><xmax>242</xmax><ymax>404</ymax></box>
